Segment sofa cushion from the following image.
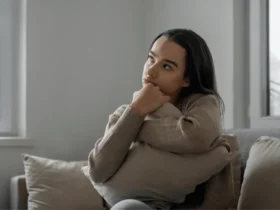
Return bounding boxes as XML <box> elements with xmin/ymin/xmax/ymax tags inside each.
<box><xmin>225</xmin><ymin>128</ymin><xmax>280</xmax><ymax>182</ymax></box>
<box><xmin>22</xmin><ymin>154</ymin><xmax>104</xmax><ymax>210</ymax></box>
<box><xmin>237</xmin><ymin>136</ymin><xmax>280</xmax><ymax>209</ymax></box>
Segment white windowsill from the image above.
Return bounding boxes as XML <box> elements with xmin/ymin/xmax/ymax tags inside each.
<box><xmin>0</xmin><ymin>137</ymin><xmax>33</xmax><ymax>147</ymax></box>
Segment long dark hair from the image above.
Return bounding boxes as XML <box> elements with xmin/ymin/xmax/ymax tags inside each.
<box><xmin>149</xmin><ymin>28</ymin><xmax>225</xmax><ymax>117</ymax></box>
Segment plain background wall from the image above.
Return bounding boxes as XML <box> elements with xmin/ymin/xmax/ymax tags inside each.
<box><xmin>0</xmin><ymin>0</ymin><xmax>247</xmax><ymax>208</ymax></box>
<box><xmin>0</xmin><ymin>0</ymin><xmax>146</xmax><ymax>208</ymax></box>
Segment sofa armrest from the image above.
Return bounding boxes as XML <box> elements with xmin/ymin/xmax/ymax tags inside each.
<box><xmin>10</xmin><ymin>175</ymin><xmax>28</xmax><ymax>210</ymax></box>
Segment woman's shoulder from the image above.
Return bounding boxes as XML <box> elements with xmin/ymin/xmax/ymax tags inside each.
<box><xmin>188</xmin><ymin>92</ymin><xmax>218</xmax><ymax>101</ymax></box>
<box><xmin>180</xmin><ymin>93</ymin><xmax>220</xmax><ymax>112</ymax></box>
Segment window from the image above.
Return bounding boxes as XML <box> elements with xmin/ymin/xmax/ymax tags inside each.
<box><xmin>268</xmin><ymin>0</ymin><xmax>280</xmax><ymax>116</ymax></box>
<box><xmin>249</xmin><ymin>0</ymin><xmax>280</xmax><ymax>128</ymax></box>
<box><xmin>0</xmin><ymin>0</ymin><xmax>25</xmax><ymax>137</ymax></box>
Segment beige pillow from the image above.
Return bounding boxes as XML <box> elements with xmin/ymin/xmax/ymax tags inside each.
<box><xmin>238</xmin><ymin>136</ymin><xmax>280</xmax><ymax>209</ymax></box>
<box><xmin>83</xmin><ymin>135</ymin><xmax>234</xmax><ymax>208</ymax></box>
<box><xmin>22</xmin><ymin>154</ymin><xmax>104</xmax><ymax>210</ymax></box>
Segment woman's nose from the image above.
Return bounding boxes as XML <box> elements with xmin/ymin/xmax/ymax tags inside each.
<box><xmin>147</xmin><ymin>65</ymin><xmax>158</xmax><ymax>78</ymax></box>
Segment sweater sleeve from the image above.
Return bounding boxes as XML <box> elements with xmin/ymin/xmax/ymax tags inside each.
<box><xmin>87</xmin><ymin>105</ymin><xmax>145</xmax><ymax>183</ymax></box>
<box><xmin>139</xmin><ymin>95</ymin><xmax>222</xmax><ymax>154</ymax></box>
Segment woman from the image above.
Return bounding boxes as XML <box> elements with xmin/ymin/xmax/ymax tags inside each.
<box><xmin>83</xmin><ymin>29</ymin><xmax>236</xmax><ymax>210</ymax></box>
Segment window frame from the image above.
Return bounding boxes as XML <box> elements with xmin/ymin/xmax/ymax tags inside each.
<box><xmin>0</xmin><ymin>0</ymin><xmax>27</xmax><ymax>139</ymax></box>
<box><xmin>249</xmin><ymin>0</ymin><xmax>280</xmax><ymax>128</ymax></box>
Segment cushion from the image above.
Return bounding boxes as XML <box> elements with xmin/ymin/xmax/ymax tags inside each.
<box><xmin>225</xmin><ymin>128</ymin><xmax>280</xmax><ymax>182</ymax></box>
<box><xmin>237</xmin><ymin>136</ymin><xmax>280</xmax><ymax>209</ymax></box>
<box><xmin>83</xmin><ymin>135</ymin><xmax>233</xmax><ymax>208</ymax></box>
<box><xmin>22</xmin><ymin>154</ymin><xmax>104</xmax><ymax>210</ymax></box>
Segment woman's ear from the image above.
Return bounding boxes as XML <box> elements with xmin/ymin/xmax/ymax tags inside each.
<box><xmin>182</xmin><ymin>79</ymin><xmax>190</xmax><ymax>87</ymax></box>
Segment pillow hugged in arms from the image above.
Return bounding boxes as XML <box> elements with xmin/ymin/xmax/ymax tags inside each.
<box><xmin>83</xmin><ymin>134</ymin><xmax>233</xmax><ymax>208</ymax></box>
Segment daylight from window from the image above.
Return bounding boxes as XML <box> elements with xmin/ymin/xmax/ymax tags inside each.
<box><xmin>269</xmin><ymin>0</ymin><xmax>280</xmax><ymax>116</ymax></box>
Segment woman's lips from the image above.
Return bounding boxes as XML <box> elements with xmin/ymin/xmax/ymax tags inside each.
<box><xmin>143</xmin><ymin>79</ymin><xmax>167</xmax><ymax>96</ymax></box>
<box><xmin>143</xmin><ymin>79</ymin><xmax>157</xmax><ymax>86</ymax></box>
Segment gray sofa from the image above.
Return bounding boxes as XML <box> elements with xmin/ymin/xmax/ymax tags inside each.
<box><xmin>10</xmin><ymin>128</ymin><xmax>280</xmax><ymax>209</ymax></box>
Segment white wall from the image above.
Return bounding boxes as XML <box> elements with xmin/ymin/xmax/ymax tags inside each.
<box><xmin>0</xmin><ymin>0</ymin><xmax>146</xmax><ymax>208</ymax></box>
<box><xmin>144</xmin><ymin>0</ymin><xmax>238</xmax><ymax>129</ymax></box>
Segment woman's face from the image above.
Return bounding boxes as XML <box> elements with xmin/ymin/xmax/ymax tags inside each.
<box><xmin>142</xmin><ymin>36</ymin><xmax>189</xmax><ymax>103</ymax></box>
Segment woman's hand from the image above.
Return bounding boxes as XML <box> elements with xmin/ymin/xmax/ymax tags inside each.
<box><xmin>130</xmin><ymin>83</ymin><xmax>170</xmax><ymax>115</ymax></box>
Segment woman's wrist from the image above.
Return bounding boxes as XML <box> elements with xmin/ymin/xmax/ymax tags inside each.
<box><xmin>129</xmin><ymin>103</ymin><xmax>147</xmax><ymax>116</ymax></box>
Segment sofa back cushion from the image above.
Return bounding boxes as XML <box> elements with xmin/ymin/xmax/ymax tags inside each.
<box><xmin>237</xmin><ymin>136</ymin><xmax>280</xmax><ymax>209</ymax></box>
<box><xmin>225</xmin><ymin>128</ymin><xmax>280</xmax><ymax>180</ymax></box>
<box><xmin>22</xmin><ymin>154</ymin><xmax>104</xmax><ymax>210</ymax></box>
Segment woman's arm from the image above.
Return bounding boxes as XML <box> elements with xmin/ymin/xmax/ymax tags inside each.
<box><xmin>139</xmin><ymin>95</ymin><xmax>222</xmax><ymax>154</ymax></box>
<box><xmin>87</xmin><ymin>105</ymin><xmax>145</xmax><ymax>183</ymax></box>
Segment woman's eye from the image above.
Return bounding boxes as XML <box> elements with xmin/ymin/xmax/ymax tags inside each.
<box><xmin>147</xmin><ymin>55</ymin><xmax>154</xmax><ymax>62</ymax></box>
<box><xmin>163</xmin><ymin>64</ymin><xmax>172</xmax><ymax>70</ymax></box>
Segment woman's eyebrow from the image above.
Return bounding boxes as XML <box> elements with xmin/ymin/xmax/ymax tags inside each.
<box><xmin>149</xmin><ymin>50</ymin><xmax>178</xmax><ymax>68</ymax></box>
<box><xmin>164</xmin><ymin>59</ymin><xmax>178</xmax><ymax>68</ymax></box>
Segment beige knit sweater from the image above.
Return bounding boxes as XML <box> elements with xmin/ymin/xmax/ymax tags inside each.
<box><xmin>83</xmin><ymin>93</ymin><xmax>240</xmax><ymax>209</ymax></box>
